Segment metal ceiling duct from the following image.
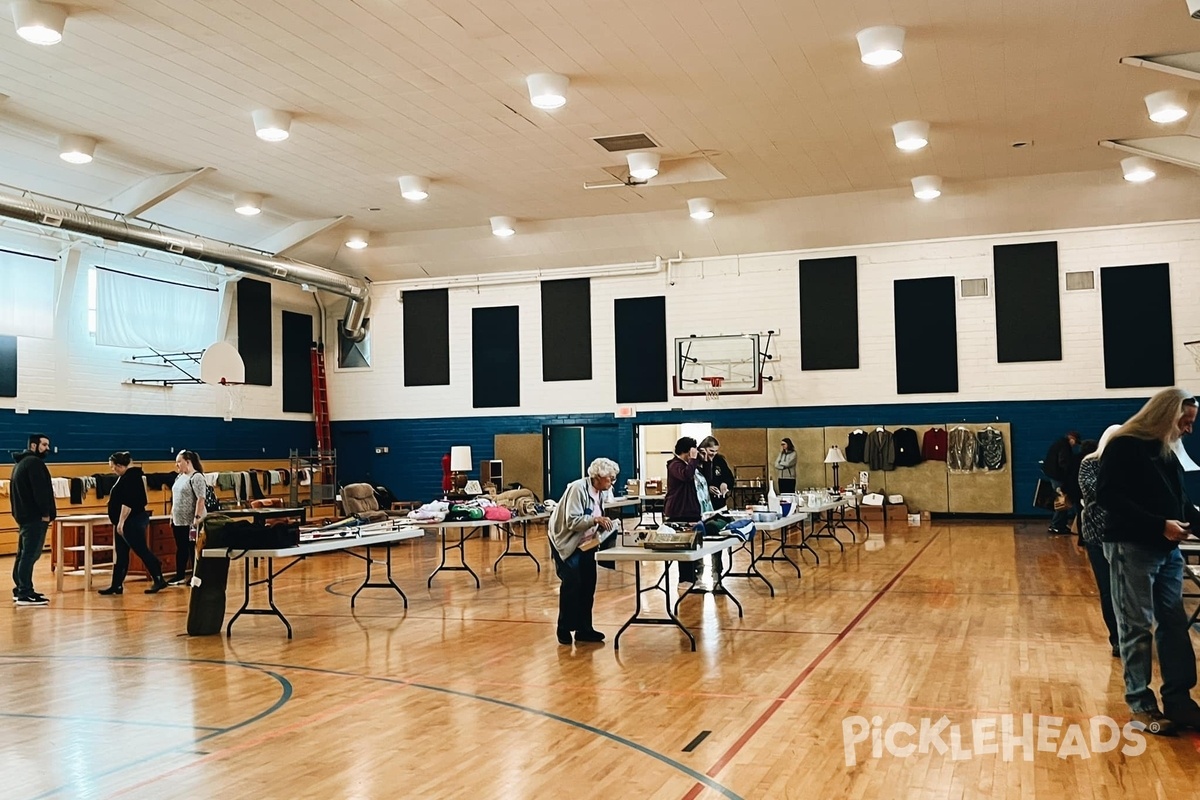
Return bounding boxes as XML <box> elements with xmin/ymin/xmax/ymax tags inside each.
<box><xmin>0</xmin><ymin>190</ymin><xmax>371</xmax><ymax>339</ymax></box>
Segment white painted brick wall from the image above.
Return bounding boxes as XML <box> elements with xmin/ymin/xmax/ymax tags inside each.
<box><xmin>329</xmin><ymin>219</ymin><xmax>1200</xmax><ymax>421</ymax></box>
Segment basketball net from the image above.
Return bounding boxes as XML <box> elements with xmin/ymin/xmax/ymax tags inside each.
<box><xmin>702</xmin><ymin>376</ymin><xmax>723</xmax><ymax>401</ymax></box>
<box><xmin>1187</xmin><ymin>340</ymin><xmax>1200</xmax><ymax>374</ymax></box>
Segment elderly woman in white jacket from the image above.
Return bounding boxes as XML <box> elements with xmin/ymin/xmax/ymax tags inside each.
<box><xmin>548</xmin><ymin>457</ymin><xmax>620</xmax><ymax>646</ymax></box>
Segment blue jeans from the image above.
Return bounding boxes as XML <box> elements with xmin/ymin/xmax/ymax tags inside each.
<box><xmin>13</xmin><ymin>519</ymin><xmax>49</xmax><ymax>596</ymax></box>
<box><xmin>1084</xmin><ymin>541</ymin><xmax>1119</xmax><ymax>649</ymax></box>
<box><xmin>1104</xmin><ymin>542</ymin><xmax>1197</xmax><ymax>713</ymax></box>
<box><xmin>1046</xmin><ymin>476</ymin><xmax>1075</xmax><ymax>531</ymax></box>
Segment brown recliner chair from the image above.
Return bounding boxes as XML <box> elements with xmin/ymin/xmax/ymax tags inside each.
<box><xmin>340</xmin><ymin>483</ymin><xmax>392</xmax><ymax>522</ymax></box>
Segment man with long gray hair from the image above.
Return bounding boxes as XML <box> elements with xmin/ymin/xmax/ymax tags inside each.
<box><xmin>1097</xmin><ymin>387</ymin><xmax>1200</xmax><ymax>736</ymax></box>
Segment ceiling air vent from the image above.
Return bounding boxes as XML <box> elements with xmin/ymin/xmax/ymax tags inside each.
<box><xmin>592</xmin><ymin>132</ymin><xmax>658</xmax><ymax>152</ymax></box>
<box><xmin>960</xmin><ymin>277</ymin><xmax>989</xmax><ymax>298</ymax></box>
<box><xmin>1065</xmin><ymin>271</ymin><xmax>1096</xmax><ymax>291</ymax></box>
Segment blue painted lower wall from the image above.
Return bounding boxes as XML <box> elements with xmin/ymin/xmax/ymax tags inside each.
<box><xmin>333</xmin><ymin>397</ymin><xmax>1200</xmax><ymax>514</ymax></box>
<box><xmin>1</xmin><ymin>409</ymin><xmax>314</xmax><ymax>464</ymax></box>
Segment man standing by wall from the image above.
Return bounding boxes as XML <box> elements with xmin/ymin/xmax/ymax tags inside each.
<box><xmin>1043</xmin><ymin>429</ymin><xmax>1080</xmax><ymax>534</ymax></box>
<box><xmin>1097</xmin><ymin>389</ymin><xmax>1200</xmax><ymax>735</ymax></box>
<box><xmin>10</xmin><ymin>433</ymin><xmax>55</xmax><ymax>606</ymax></box>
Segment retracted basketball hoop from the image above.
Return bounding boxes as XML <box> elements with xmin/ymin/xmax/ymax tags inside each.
<box><xmin>1187</xmin><ymin>340</ymin><xmax>1200</xmax><ymax>374</ymax></box>
<box><xmin>701</xmin><ymin>376</ymin><xmax>724</xmax><ymax>401</ymax></box>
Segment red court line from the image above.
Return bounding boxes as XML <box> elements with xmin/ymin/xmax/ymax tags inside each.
<box><xmin>680</xmin><ymin>531</ymin><xmax>942</xmax><ymax>800</ymax></box>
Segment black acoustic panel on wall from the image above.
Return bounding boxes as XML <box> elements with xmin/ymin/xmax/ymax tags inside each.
<box><xmin>236</xmin><ymin>278</ymin><xmax>272</xmax><ymax>386</ymax></box>
<box><xmin>894</xmin><ymin>276</ymin><xmax>958</xmax><ymax>395</ymax></box>
<box><xmin>994</xmin><ymin>241</ymin><xmax>1062</xmax><ymax>363</ymax></box>
<box><xmin>403</xmin><ymin>289</ymin><xmax>450</xmax><ymax>386</ymax></box>
<box><xmin>0</xmin><ymin>335</ymin><xmax>15</xmax><ymax>398</ymax></box>
<box><xmin>1101</xmin><ymin>263</ymin><xmax>1174</xmax><ymax>389</ymax></box>
<box><xmin>799</xmin><ymin>256</ymin><xmax>859</xmax><ymax>370</ymax></box>
<box><xmin>281</xmin><ymin>311</ymin><xmax>313</xmax><ymax>414</ymax></box>
<box><xmin>541</xmin><ymin>278</ymin><xmax>592</xmax><ymax>381</ymax></box>
<box><xmin>472</xmin><ymin>306</ymin><xmax>520</xmax><ymax>408</ymax></box>
<box><xmin>614</xmin><ymin>296</ymin><xmax>667</xmax><ymax>404</ymax></box>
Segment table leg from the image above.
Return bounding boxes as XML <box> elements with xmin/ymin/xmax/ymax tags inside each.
<box><xmin>351</xmin><ymin>543</ymin><xmax>408</xmax><ymax>609</ymax></box>
<box><xmin>226</xmin><ymin>556</ymin><xmax>295</xmax><ymax>639</ymax></box>
<box><xmin>674</xmin><ymin>555</ymin><xmax>744</xmax><ymax>618</ymax></box>
<box><xmin>720</xmin><ymin>539</ymin><xmax>774</xmax><ymax>597</ymax></box>
<box><xmin>493</xmin><ymin>519</ymin><xmax>541</xmax><ymax>572</ymax></box>
<box><xmin>83</xmin><ymin>521</ymin><xmax>93</xmax><ymax>591</ymax></box>
<box><xmin>759</xmin><ymin>524</ymin><xmax>804</xmax><ymax>576</ymax></box>
<box><xmin>613</xmin><ymin>561</ymin><xmax>697</xmax><ymax>652</ymax></box>
<box><xmin>55</xmin><ymin>521</ymin><xmax>64</xmax><ymax>592</ymax></box>
<box><xmin>427</xmin><ymin>527</ymin><xmax>481</xmax><ymax>588</ymax></box>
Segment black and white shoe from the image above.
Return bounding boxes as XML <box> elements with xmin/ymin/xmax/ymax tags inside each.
<box><xmin>15</xmin><ymin>594</ymin><xmax>49</xmax><ymax>607</ymax></box>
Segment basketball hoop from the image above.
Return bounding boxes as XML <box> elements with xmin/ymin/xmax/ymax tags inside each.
<box><xmin>1187</xmin><ymin>340</ymin><xmax>1200</xmax><ymax>374</ymax></box>
<box><xmin>701</xmin><ymin>376</ymin><xmax>724</xmax><ymax>401</ymax></box>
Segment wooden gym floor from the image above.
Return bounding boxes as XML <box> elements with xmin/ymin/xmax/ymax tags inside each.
<box><xmin>3</xmin><ymin>520</ymin><xmax>1196</xmax><ymax>799</ymax></box>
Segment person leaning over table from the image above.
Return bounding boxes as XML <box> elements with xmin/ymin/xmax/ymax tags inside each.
<box><xmin>98</xmin><ymin>451</ymin><xmax>170</xmax><ymax>596</ymax></box>
<box><xmin>547</xmin><ymin>457</ymin><xmax>620</xmax><ymax>646</ymax></box>
<box><xmin>775</xmin><ymin>437</ymin><xmax>797</xmax><ymax>494</ymax></box>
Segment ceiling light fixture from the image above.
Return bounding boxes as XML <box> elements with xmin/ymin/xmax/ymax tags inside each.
<box><xmin>398</xmin><ymin>175</ymin><xmax>429</xmax><ymax>201</ymax></box>
<box><xmin>627</xmin><ymin>151</ymin><xmax>660</xmax><ymax>181</ymax></box>
<box><xmin>892</xmin><ymin>120</ymin><xmax>930</xmax><ymax>151</ymax></box>
<box><xmin>526</xmin><ymin>72</ymin><xmax>569</xmax><ymax>110</ymax></box>
<box><xmin>1121</xmin><ymin>156</ymin><xmax>1156</xmax><ymax>183</ymax></box>
<box><xmin>233</xmin><ymin>192</ymin><xmax>263</xmax><ymax>216</ymax></box>
<box><xmin>58</xmin><ymin>134</ymin><xmax>95</xmax><ymax>164</ymax></box>
<box><xmin>911</xmin><ymin>175</ymin><xmax>942</xmax><ymax>200</ymax></box>
<box><xmin>252</xmin><ymin>109</ymin><xmax>292</xmax><ymax>142</ymax></box>
<box><xmin>1144</xmin><ymin>89</ymin><xmax>1189</xmax><ymax>123</ymax></box>
<box><xmin>344</xmin><ymin>228</ymin><xmax>370</xmax><ymax>249</ymax></box>
<box><xmin>687</xmin><ymin>198</ymin><xmax>715</xmax><ymax>220</ymax></box>
<box><xmin>12</xmin><ymin>1</ymin><xmax>66</xmax><ymax>45</ymax></box>
<box><xmin>490</xmin><ymin>216</ymin><xmax>516</xmax><ymax>237</ymax></box>
<box><xmin>856</xmin><ymin>26</ymin><xmax>905</xmax><ymax>66</ymax></box>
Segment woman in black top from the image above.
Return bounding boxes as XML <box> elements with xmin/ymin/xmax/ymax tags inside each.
<box><xmin>698</xmin><ymin>436</ymin><xmax>735</xmax><ymax>511</ymax></box>
<box><xmin>99</xmin><ymin>452</ymin><xmax>169</xmax><ymax>595</ymax></box>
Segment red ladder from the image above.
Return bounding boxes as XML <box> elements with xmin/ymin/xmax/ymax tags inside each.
<box><xmin>310</xmin><ymin>343</ymin><xmax>334</xmax><ymax>483</ymax></box>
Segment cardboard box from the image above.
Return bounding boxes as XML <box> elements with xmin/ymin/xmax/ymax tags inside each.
<box><xmin>861</xmin><ymin>503</ymin><xmax>909</xmax><ymax>521</ymax></box>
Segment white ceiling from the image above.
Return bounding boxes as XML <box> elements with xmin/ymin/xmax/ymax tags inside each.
<box><xmin>0</xmin><ymin>0</ymin><xmax>1198</xmax><ymax>280</ymax></box>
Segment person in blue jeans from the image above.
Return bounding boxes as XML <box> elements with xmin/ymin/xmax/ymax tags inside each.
<box><xmin>1097</xmin><ymin>388</ymin><xmax>1200</xmax><ymax>736</ymax></box>
<box><xmin>9</xmin><ymin>433</ymin><xmax>56</xmax><ymax>606</ymax></box>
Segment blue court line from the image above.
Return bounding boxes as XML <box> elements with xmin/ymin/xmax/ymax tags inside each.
<box><xmin>0</xmin><ymin>711</ymin><xmax>222</xmax><ymax>732</ymax></box>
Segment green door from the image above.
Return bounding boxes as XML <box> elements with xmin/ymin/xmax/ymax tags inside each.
<box><xmin>546</xmin><ymin>426</ymin><xmax>584</xmax><ymax>501</ymax></box>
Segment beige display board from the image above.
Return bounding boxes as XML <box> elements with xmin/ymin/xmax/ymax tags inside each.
<box><xmin>712</xmin><ymin>428</ymin><xmax>768</xmax><ymax>483</ymax></box>
<box><xmin>945</xmin><ymin>423</ymin><xmax>1013</xmax><ymax>513</ymax></box>
<box><xmin>494</xmin><ymin>434</ymin><xmax>544</xmax><ymax>498</ymax></box>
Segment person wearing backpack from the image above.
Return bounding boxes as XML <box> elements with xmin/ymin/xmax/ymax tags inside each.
<box><xmin>169</xmin><ymin>449</ymin><xmax>208</xmax><ymax>586</ymax></box>
<box><xmin>1042</xmin><ymin>430</ymin><xmax>1080</xmax><ymax>534</ymax></box>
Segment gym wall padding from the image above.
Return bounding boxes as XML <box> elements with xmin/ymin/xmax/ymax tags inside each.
<box><xmin>711</xmin><ymin>428</ymin><xmax>768</xmax><ymax>481</ymax></box>
<box><xmin>403</xmin><ymin>288</ymin><xmax>450</xmax><ymax>387</ymax></box>
<box><xmin>541</xmin><ymin>278</ymin><xmax>592</xmax><ymax>382</ymax></box>
<box><xmin>798</xmin><ymin>256</ymin><xmax>859</xmax><ymax>370</ymax></box>
<box><xmin>614</xmin><ymin>296</ymin><xmax>667</xmax><ymax>404</ymax></box>
<box><xmin>945</xmin><ymin>423</ymin><xmax>1013</xmax><ymax>513</ymax></box>
<box><xmin>0</xmin><ymin>335</ymin><xmax>15</xmax><ymax>398</ymax></box>
<box><xmin>894</xmin><ymin>276</ymin><xmax>958</xmax><ymax>395</ymax></box>
<box><xmin>472</xmin><ymin>306</ymin><xmax>520</xmax><ymax>408</ymax></box>
<box><xmin>236</xmin><ymin>278</ymin><xmax>272</xmax><ymax>386</ymax></box>
<box><xmin>993</xmin><ymin>242</ymin><xmax>1062</xmax><ymax>363</ymax></box>
<box><xmin>281</xmin><ymin>311</ymin><xmax>313</xmax><ymax>414</ymax></box>
<box><xmin>494</xmin><ymin>433</ymin><xmax>544</xmax><ymax>497</ymax></box>
<box><xmin>1100</xmin><ymin>263</ymin><xmax>1174</xmax><ymax>389</ymax></box>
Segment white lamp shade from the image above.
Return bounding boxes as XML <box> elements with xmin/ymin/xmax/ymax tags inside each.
<box><xmin>1121</xmin><ymin>156</ymin><xmax>1156</xmax><ymax>183</ymax></box>
<box><xmin>58</xmin><ymin>134</ymin><xmax>95</xmax><ymax>164</ymax></box>
<box><xmin>911</xmin><ymin>175</ymin><xmax>942</xmax><ymax>200</ymax></box>
<box><xmin>13</xmin><ymin>1</ymin><xmax>66</xmax><ymax>45</ymax></box>
<box><xmin>252</xmin><ymin>109</ymin><xmax>292</xmax><ymax>142</ymax></box>
<box><xmin>398</xmin><ymin>175</ymin><xmax>430</xmax><ymax>200</ymax></box>
<box><xmin>892</xmin><ymin>120</ymin><xmax>929</xmax><ymax>151</ymax></box>
<box><xmin>856</xmin><ymin>25</ymin><xmax>904</xmax><ymax>66</ymax></box>
<box><xmin>490</xmin><ymin>215</ymin><xmax>516</xmax><ymax>237</ymax></box>
<box><xmin>1145</xmin><ymin>90</ymin><xmax>1189</xmax><ymax>124</ymax></box>
<box><xmin>233</xmin><ymin>192</ymin><xmax>263</xmax><ymax>215</ymax></box>
<box><xmin>687</xmin><ymin>197</ymin><xmax>715</xmax><ymax>220</ymax></box>
<box><xmin>344</xmin><ymin>228</ymin><xmax>370</xmax><ymax>249</ymax></box>
<box><xmin>824</xmin><ymin>446</ymin><xmax>847</xmax><ymax>464</ymax></box>
<box><xmin>526</xmin><ymin>72</ymin><xmax>569</xmax><ymax>109</ymax></box>
<box><xmin>450</xmin><ymin>446</ymin><xmax>473</xmax><ymax>471</ymax></box>
<box><xmin>627</xmin><ymin>151</ymin><xmax>660</xmax><ymax>181</ymax></box>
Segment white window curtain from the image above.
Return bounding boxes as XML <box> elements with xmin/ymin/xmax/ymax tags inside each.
<box><xmin>0</xmin><ymin>249</ymin><xmax>55</xmax><ymax>339</ymax></box>
<box><xmin>96</xmin><ymin>267</ymin><xmax>219</xmax><ymax>350</ymax></box>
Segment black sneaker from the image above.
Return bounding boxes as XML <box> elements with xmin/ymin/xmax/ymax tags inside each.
<box><xmin>144</xmin><ymin>576</ymin><xmax>170</xmax><ymax>594</ymax></box>
<box><xmin>14</xmin><ymin>594</ymin><xmax>48</xmax><ymax>607</ymax></box>
<box><xmin>556</xmin><ymin>629</ymin><xmax>572</xmax><ymax>645</ymax></box>
<box><xmin>1130</xmin><ymin>710</ymin><xmax>1178</xmax><ymax>736</ymax></box>
<box><xmin>575</xmin><ymin>629</ymin><xmax>606</xmax><ymax>643</ymax></box>
<box><xmin>1164</xmin><ymin>704</ymin><xmax>1200</xmax><ymax>730</ymax></box>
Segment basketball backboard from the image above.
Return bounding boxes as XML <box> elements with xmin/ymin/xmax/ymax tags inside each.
<box><xmin>199</xmin><ymin>341</ymin><xmax>246</xmax><ymax>385</ymax></box>
<box><xmin>674</xmin><ymin>334</ymin><xmax>762</xmax><ymax>396</ymax></box>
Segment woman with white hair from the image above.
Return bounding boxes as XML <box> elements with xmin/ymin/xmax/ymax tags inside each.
<box><xmin>1097</xmin><ymin>387</ymin><xmax>1200</xmax><ymax>735</ymax></box>
<box><xmin>1077</xmin><ymin>425</ymin><xmax>1121</xmax><ymax>657</ymax></box>
<box><xmin>547</xmin><ymin>457</ymin><xmax>620</xmax><ymax>646</ymax></box>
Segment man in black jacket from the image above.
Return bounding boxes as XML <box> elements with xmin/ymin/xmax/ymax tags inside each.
<box><xmin>1097</xmin><ymin>389</ymin><xmax>1200</xmax><ymax>735</ymax></box>
<box><xmin>1043</xmin><ymin>430</ymin><xmax>1080</xmax><ymax>534</ymax></box>
<box><xmin>9</xmin><ymin>433</ymin><xmax>56</xmax><ymax>606</ymax></box>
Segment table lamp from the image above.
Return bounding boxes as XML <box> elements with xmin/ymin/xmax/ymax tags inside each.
<box><xmin>450</xmin><ymin>445</ymin><xmax>473</xmax><ymax>492</ymax></box>
<box><xmin>824</xmin><ymin>445</ymin><xmax>846</xmax><ymax>490</ymax></box>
